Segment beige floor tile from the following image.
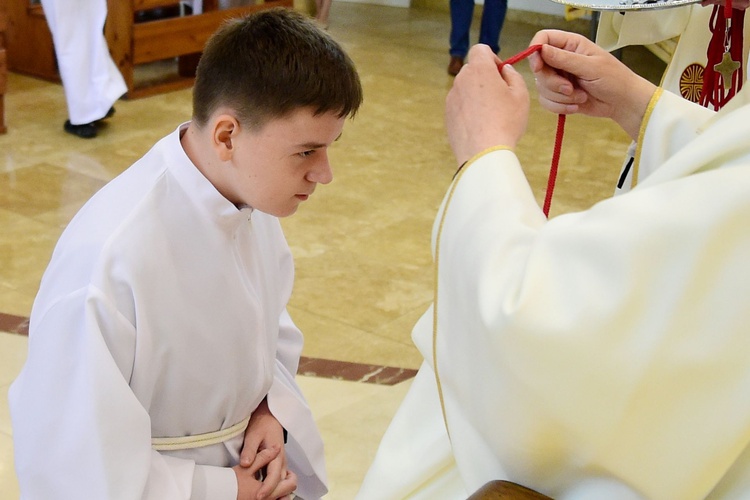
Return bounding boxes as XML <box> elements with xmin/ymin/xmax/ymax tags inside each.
<box><xmin>0</xmin><ymin>333</ymin><xmax>26</xmax><ymax>389</ymax></box>
<box><xmin>0</xmin><ymin>432</ymin><xmax>20</xmax><ymax>500</ymax></box>
<box><xmin>297</xmin><ymin>376</ymin><xmax>413</xmax><ymax>499</ymax></box>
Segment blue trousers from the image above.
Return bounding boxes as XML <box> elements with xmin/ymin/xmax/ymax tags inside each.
<box><xmin>449</xmin><ymin>0</ymin><xmax>507</xmax><ymax>58</ymax></box>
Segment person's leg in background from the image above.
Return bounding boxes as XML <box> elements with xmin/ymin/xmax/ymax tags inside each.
<box><xmin>40</xmin><ymin>0</ymin><xmax>126</xmax><ymax>138</ymax></box>
<box><xmin>315</xmin><ymin>0</ymin><xmax>331</xmax><ymax>28</ymax></box>
<box><xmin>477</xmin><ymin>0</ymin><xmax>507</xmax><ymax>55</ymax></box>
<box><xmin>448</xmin><ymin>0</ymin><xmax>474</xmax><ymax>76</ymax></box>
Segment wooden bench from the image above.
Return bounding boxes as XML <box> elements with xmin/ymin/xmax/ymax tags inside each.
<box><xmin>105</xmin><ymin>0</ymin><xmax>293</xmax><ymax>98</ymax></box>
<box><xmin>0</xmin><ymin>1</ymin><xmax>7</xmax><ymax>133</ymax></box>
<box><xmin>468</xmin><ymin>480</ymin><xmax>554</xmax><ymax>500</ymax></box>
<box><xmin>5</xmin><ymin>0</ymin><xmax>293</xmax><ymax>99</ymax></box>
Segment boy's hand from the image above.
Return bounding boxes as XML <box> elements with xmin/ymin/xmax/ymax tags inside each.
<box><xmin>236</xmin><ymin>398</ymin><xmax>297</xmax><ymax>499</ymax></box>
<box><xmin>233</xmin><ymin>446</ymin><xmax>297</xmax><ymax>500</ymax></box>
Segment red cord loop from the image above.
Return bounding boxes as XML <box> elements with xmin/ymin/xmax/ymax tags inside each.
<box><xmin>497</xmin><ymin>44</ymin><xmax>564</xmax><ymax>218</ymax></box>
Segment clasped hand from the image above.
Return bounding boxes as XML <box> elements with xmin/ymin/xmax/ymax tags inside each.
<box><xmin>233</xmin><ymin>399</ymin><xmax>297</xmax><ymax>500</ymax></box>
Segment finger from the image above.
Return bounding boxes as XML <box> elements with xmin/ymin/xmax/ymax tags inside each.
<box><xmin>499</xmin><ymin>65</ymin><xmax>529</xmax><ymax>101</ymax></box>
<box><xmin>529</xmin><ymin>29</ymin><xmax>554</xmax><ymax>48</ymax></box>
<box><xmin>535</xmin><ymin>29</ymin><xmax>587</xmax><ymax>52</ymax></box>
<box><xmin>465</xmin><ymin>43</ymin><xmax>498</xmax><ymax>66</ymax></box>
<box><xmin>499</xmin><ymin>64</ymin><xmax>524</xmax><ymax>87</ymax></box>
<box><xmin>527</xmin><ymin>30</ymin><xmax>551</xmax><ymax>73</ymax></box>
<box><xmin>256</xmin><ymin>454</ymin><xmax>285</xmax><ymax>499</ymax></box>
<box><xmin>536</xmin><ymin>77</ymin><xmax>588</xmax><ymax>105</ymax></box>
<box><xmin>527</xmin><ymin>35</ymin><xmax>584</xmax><ymax>91</ymax></box>
<box><xmin>537</xmin><ymin>93</ymin><xmax>580</xmax><ymax>115</ymax></box>
<box><xmin>240</xmin><ymin>446</ymin><xmax>257</xmax><ymax>468</ymax></box>
<box><xmin>534</xmin><ymin>63</ymin><xmax>578</xmax><ymax>98</ymax></box>
<box><xmin>245</xmin><ymin>445</ymin><xmax>280</xmax><ymax>475</ymax></box>
<box><xmin>527</xmin><ymin>50</ymin><xmax>544</xmax><ymax>73</ymax></box>
<box><xmin>240</xmin><ymin>433</ymin><xmax>262</xmax><ymax>467</ymax></box>
<box><xmin>539</xmin><ymin>44</ymin><xmax>593</xmax><ymax>81</ymax></box>
<box><xmin>259</xmin><ymin>470</ymin><xmax>298</xmax><ymax>500</ymax></box>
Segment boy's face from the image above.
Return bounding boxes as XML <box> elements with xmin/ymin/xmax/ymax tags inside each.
<box><xmin>227</xmin><ymin>108</ymin><xmax>346</xmax><ymax>217</ymax></box>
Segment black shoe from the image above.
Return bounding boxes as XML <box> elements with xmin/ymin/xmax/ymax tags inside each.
<box><xmin>64</xmin><ymin>120</ymin><xmax>98</xmax><ymax>139</ymax></box>
<box><xmin>97</xmin><ymin>106</ymin><xmax>116</xmax><ymax>122</ymax></box>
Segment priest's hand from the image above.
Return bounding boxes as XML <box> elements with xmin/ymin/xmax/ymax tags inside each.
<box><xmin>528</xmin><ymin>29</ymin><xmax>656</xmax><ymax>140</ymax></box>
<box><xmin>235</xmin><ymin>398</ymin><xmax>297</xmax><ymax>499</ymax></box>
<box><xmin>445</xmin><ymin>43</ymin><xmax>530</xmax><ymax>166</ymax></box>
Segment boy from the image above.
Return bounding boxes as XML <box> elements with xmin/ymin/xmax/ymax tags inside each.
<box><xmin>9</xmin><ymin>8</ymin><xmax>362</xmax><ymax>500</ymax></box>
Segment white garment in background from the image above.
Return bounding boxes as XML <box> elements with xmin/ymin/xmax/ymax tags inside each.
<box><xmin>598</xmin><ymin>5</ymin><xmax>750</xmax><ymax>106</ymax></box>
<box><xmin>9</xmin><ymin>123</ymin><xmax>327</xmax><ymax>500</ymax></box>
<box><xmin>597</xmin><ymin>5</ymin><xmax>750</xmax><ymax>193</ymax></box>
<box><xmin>357</xmin><ymin>87</ymin><xmax>750</xmax><ymax>499</ymax></box>
<box><xmin>40</xmin><ymin>0</ymin><xmax>127</xmax><ymax>124</ymax></box>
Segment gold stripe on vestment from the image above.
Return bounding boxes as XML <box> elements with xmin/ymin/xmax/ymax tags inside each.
<box><xmin>632</xmin><ymin>87</ymin><xmax>664</xmax><ymax>190</ymax></box>
<box><xmin>432</xmin><ymin>145</ymin><xmax>513</xmax><ymax>440</ymax></box>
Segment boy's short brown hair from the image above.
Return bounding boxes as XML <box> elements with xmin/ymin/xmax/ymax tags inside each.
<box><xmin>192</xmin><ymin>8</ymin><xmax>363</xmax><ymax>129</ymax></box>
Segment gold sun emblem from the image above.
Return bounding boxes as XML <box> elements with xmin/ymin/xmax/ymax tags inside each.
<box><xmin>680</xmin><ymin>63</ymin><xmax>705</xmax><ymax>103</ymax></box>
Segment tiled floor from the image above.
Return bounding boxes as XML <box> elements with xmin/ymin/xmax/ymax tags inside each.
<box><xmin>0</xmin><ymin>2</ymin><xmax>665</xmax><ymax>498</ymax></box>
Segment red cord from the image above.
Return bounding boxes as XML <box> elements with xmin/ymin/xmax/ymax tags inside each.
<box><xmin>499</xmin><ymin>44</ymin><xmax>544</xmax><ymax>67</ymax></box>
<box><xmin>497</xmin><ymin>44</ymin><xmax>565</xmax><ymax>218</ymax></box>
<box><xmin>700</xmin><ymin>0</ymin><xmax>743</xmax><ymax>109</ymax></box>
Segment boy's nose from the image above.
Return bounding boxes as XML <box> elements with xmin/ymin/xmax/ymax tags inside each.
<box><xmin>308</xmin><ymin>157</ymin><xmax>333</xmax><ymax>185</ymax></box>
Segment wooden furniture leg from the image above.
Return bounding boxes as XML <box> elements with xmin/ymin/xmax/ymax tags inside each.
<box><xmin>0</xmin><ymin>1</ymin><xmax>8</xmax><ymax>134</ymax></box>
<box><xmin>468</xmin><ymin>480</ymin><xmax>554</xmax><ymax>500</ymax></box>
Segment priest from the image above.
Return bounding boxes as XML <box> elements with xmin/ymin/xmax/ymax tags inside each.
<box><xmin>357</xmin><ymin>27</ymin><xmax>750</xmax><ymax>500</ymax></box>
<box><xmin>598</xmin><ymin>0</ymin><xmax>750</xmax><ymax>192</ymax></box>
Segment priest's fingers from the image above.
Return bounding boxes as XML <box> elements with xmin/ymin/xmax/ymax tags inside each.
<box><xmin>529</xmin><ymin>29</ymin><xmax>656</xmax><ymax>133</ymax></box>
<box><xmin>529</xmin><ymin>29</ymin><xmax>635</xmax><ymax>98</ymax></box>
<box><xmin>533</xmin><ymin>64</ymin><xmax>588</xmax><ymax>115</ymax></box>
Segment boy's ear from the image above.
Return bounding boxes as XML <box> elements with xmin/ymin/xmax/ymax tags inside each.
<box><xmin>212</xmin><ymin>114</ymin><xmax>239</xmax><ymax>162</ymax></box>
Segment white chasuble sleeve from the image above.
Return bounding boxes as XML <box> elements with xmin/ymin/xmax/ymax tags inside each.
<box><xmin>596</xmin><ymin>6</ymin><xmax>692</xmax><ymax>52</ymax></box>
<box><xmin>410</xmin><ymin>147</ymin><xmax>750</xmax><ymax>498</ymax></box>
<box><xmin>10</xmin><ymin>286</ymin><xmax>236</xmax><ymax>500</ymax></box>
<box><xmin>633</xmin><ymin>89</ymin><xmax>716</xmax><ymax>187</ymax></box>
<box><xmin>596</xmin><ymin>5</ymin><xmax>693</xmax><ymax>51</ymax></box>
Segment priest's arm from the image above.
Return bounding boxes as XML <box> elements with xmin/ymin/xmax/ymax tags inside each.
<box><xmin>428</xmin><ymin>32</ymin><xmax>750</xmax><ymax>497</ymax></box>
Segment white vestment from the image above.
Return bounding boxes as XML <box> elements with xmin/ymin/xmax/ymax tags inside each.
<box><xmin>598</xmin><ymin>5</ymin><xmax>750</xmax><ymax>102</ymax></box>
<box><xmin>597</xmin><ymin>5</ymin><xmax>750</xmax><ymax>194</ymax></box>
<box><xmin>40</xmin><ymin>0</ymin><xmax>127</xmax><ymax>124</ymax></box>
<box><xmin>9</xmin><ymin>124</ymin><xmax>327</xmax><ymax>500</ymax></box>
<box><xmin>356</xmin><ymin>87</ymin><xmax>750</xmax><ymax>499</ymax></box>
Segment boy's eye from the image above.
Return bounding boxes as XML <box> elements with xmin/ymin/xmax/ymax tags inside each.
<box><xmin>299</xmin><ymin>150</ymin><xmax>315</xmax><ymax>158</ymax></box>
